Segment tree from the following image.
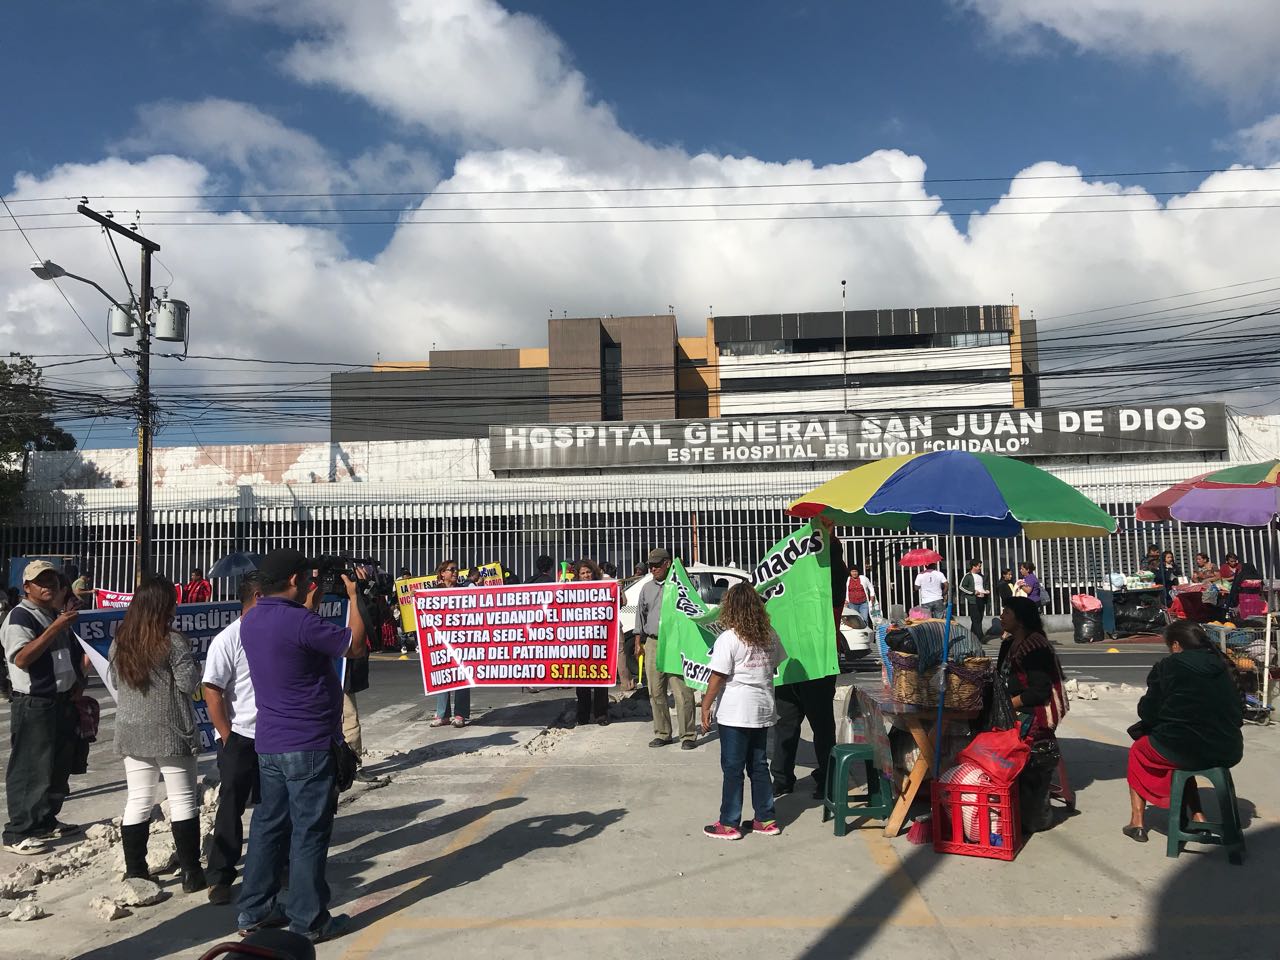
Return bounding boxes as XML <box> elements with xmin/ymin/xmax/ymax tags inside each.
<box><xmin>0</xmin><ymin>355</ymin><xmax>78</xmax><ymax>516</ymax></box>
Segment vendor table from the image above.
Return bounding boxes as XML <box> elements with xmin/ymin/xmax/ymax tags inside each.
<box><xmin>850</xmin><ymin>685</ymin><xmax>981</xmax><ymax>837</ymax></box>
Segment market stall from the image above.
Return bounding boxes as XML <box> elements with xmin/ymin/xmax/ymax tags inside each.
<box><xmin>790</xmin><ymin>449</ymin><xmax>1117</xmax><ymax>844</ymax></box>
<box><xmin>1136</xmin><ymin>459</ymin><xmax>1280</xmax><ymax>717</ymax></box>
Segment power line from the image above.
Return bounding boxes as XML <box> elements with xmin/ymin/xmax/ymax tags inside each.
<box><xmin>12</xmin><ymin>187</ymin><xmax>1280</xmax><ymax>219</ymax></box>
<box><xmin>0</xmin><ymin>194</ymin><xmax>124</xmax><ymax>371</ymax></box>
<box><xmin>7</xmin><ymin>163</ymin><xmax>1280</xmax><ymax>203</ymax></box>
<box><xmin>8</xmin><ymin>202</ymin><xmax>1280</xmax><ymax>233</ymax></box>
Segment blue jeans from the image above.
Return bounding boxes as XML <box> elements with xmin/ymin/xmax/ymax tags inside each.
<box><xmin>847</xmin><ymin>602</ymin><xmax>870</xmax><ymax>625</ymax></box>
<box><xmin>436</xmin><ymin>688</ymin><xmax>471</xmax><ymax>720</ymax></box>
<box><xmin>719</xmin><ymin>724</ymin><xmax>774</xmax><ymax>826</ymax></box>
<box><xmin>237</xmin><ymin>750</ymin><xmax>337</xmax><ymax>936</ymax></box>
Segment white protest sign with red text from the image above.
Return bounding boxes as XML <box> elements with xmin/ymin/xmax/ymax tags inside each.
<box><xmin>413</xmin><ymin>582</ymin><xmax>619</xmax><ymax>694</ymax></box>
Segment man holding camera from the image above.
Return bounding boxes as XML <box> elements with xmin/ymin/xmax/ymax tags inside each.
<box><xmin>236</xmin><ymin>549</ymin><xmax>366</xmax><ymax>944</ymax></box>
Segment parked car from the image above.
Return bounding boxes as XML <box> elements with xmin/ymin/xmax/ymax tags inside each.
<box><xmin>619</xmin><ymin>565</ymin><xmax>873</xmax><ymax>670</ymax></box>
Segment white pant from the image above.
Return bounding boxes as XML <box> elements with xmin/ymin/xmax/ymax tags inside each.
<box><xmin>122</xmin><ymin>756</ymin><xmax>199</xmax><ymax>825</ymax></box>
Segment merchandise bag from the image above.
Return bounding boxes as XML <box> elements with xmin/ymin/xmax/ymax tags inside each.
<box><xmin>957</xmin><ymin>728</ymin><xmax>1030</xmax><ymax>785</ymax></box>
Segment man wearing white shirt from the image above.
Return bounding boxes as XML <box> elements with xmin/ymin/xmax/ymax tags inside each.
<box><xmin>914</xmin><ymin>563</ymin><xmax>948</xmax><ymax>619</ymax></box>
<box><xmin>202</xmin><ymin>575</ymin><xmax>262</xmax><ymax>905</ymax></box>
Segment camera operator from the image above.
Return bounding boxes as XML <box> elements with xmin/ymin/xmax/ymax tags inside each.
<box><xmin>237</xmin><ymin>549</ymin><xmax>365</xmax><ymax>944</ymax></box>
<box><xmin>342</xmin><ymin>565</ymin><xmax>377</xmax><ymax>783</ymax></box>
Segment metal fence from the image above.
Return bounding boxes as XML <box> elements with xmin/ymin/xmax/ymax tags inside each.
<box><xmin>1</xmin><ymin>475</ymin><xmax>1272</xmax><ymax>615</ymax></box>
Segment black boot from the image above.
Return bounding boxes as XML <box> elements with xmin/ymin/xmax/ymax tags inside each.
<box><xmin>171</xmin><ymin>818</ymin><xmax>208</xmax><ymax>894</ymax></box>
<box><xmin>120</xmin><ymin>821</ymin><xmax>152</xmax><ymax>881</ymax></box>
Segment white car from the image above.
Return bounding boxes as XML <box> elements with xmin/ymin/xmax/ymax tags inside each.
<box><xmin>620</xmin><ymin>565</ymin><xmax>873</xmax><ymax>668</ymax></box>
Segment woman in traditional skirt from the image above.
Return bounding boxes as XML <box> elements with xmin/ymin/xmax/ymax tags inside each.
<box><xmin>1124</xmin><ymin>621</ymin><xmax>1243</xmax><ymax>842</ymax></box>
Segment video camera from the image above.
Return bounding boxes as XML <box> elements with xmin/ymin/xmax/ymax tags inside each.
<box><xmin>311</xmin><ymin>553</ymin><xmax>383</xmax><ymax>599</ymax></box>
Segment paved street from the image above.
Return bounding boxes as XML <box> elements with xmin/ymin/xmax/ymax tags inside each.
<box><xmin>0</xmin><ymin>643</ymin><xmax>1276</xmax><ymax>960</ymax></box>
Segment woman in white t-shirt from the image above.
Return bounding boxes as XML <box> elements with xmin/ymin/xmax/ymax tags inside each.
<box><xmin>699</xmin><ymin>583</ymin><xmax>788</xmax><ymax>841</ymax></box>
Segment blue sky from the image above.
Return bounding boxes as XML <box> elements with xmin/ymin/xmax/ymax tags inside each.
<box><xmin>3</xmin><ymin>0</ymin><xmax>1253</xmax><ymax>229</ymax></box>
<box><xmin>3</xmin><ymin>0</ymin><xmax>1280</xmax><ymax>449</ymax></box>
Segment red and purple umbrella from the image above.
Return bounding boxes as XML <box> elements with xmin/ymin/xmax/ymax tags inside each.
<box><xmin>1136</xmin><ymin>460</ymin><xmax>1280</xmax><ymax>527</ymax></box>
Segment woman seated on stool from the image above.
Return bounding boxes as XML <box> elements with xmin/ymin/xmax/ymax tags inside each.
<box><xmin>997</xmin><ymin>597</ymin><xmax>1069</xmax><ymax>833</ymax></box>
<box><xmin>1124</xmin><ymin>621</ymin><xmax>1243</xmax><ymax>842</ymax></box>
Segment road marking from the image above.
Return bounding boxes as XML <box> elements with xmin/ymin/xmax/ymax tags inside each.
<box><xmin>858</xmin><ymin>828</ymin><xmax>937</xmax><ymax>926</ymax></box>
<box><xmin>341</xmin><ymin>765</ymin><xmax>538</xmax><ymax>960</ymax></box>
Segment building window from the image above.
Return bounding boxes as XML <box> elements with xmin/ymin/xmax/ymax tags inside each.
<box><xmin>602</xmin><ymin>343</ymin><xmax>622</xmax><ymax>420</ymax></box>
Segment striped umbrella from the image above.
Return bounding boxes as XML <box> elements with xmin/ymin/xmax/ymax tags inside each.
<box><xmin>1136</xmin><ymin>460</ymin><xmax>1280</xmax><ymax>527</ymax></box>
<box><xmin>789</xmin><ymin>450</ymin><xmax>1117</xmax><ymax>539</ymax></box>
<box><xmin>790</xmin><ymin>450</ymin><xmax>1114</xmax><ymax>773</ymax></box>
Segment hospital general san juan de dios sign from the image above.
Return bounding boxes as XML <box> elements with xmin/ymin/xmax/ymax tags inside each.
<box><xmin>490</xmin><ymin>403</ymin><xmax>1228</xmax><ymax>472</ymax></box>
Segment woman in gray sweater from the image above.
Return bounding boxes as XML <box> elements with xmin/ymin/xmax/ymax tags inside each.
<box><xmin>110</xmin><ymin>575</ymin><xmax>206</xmax><ymax>893</ymax></box>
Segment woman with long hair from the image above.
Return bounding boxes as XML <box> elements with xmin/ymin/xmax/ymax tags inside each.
<box><xmin>997</xmin><ymin>596</ymin><xmax>1069</xmax><ymax>833</ymax></box>
<box><xmin>1124</xmin><ymin>621</ymin><xmax>1243</xmax><ymax>843</ymax></box>
<box><xmin>573</xmin><ymin>559</ymin><xmax>611</xmax><ymax>726</ymax></box>
<box><xmin>110</xmin><ymin>575</ymin><xmax>206</xmax><ymax>893</ymax></box>
<box><xmin>429</xmin><ymin>559</ymin><xmax>472</xmax><ymax>729</ymax></box>
<box><xmin>700</xmin><ymin>583</ymin><xmax>787</xmax><ymax>840</ymax></box>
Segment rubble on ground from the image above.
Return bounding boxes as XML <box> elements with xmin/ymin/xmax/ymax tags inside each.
<box><xmin>113</xmin><ymin>878</ymin><xmax>167</xmax><ymax>908</ymax></box>
<box><xmin>89</xmin><ymin>896</ymin><xmax>129</xmax><ymax>921</ymax></box>
<box><xmin>9</xmin><ymin>898</ymin><xmax>48</xmax><ymax>922</ymax></box>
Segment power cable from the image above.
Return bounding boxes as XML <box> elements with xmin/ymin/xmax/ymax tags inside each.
<box><xmin>6</xmin><ymin>163</ymin><xmax>1280</xmax><ymax>203</ymax></box>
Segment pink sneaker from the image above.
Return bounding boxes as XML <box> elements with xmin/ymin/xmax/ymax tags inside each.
<box><xmin>751</xmin><ymin>819</ymin><xmax>781</xmax><ymax>836</ymax></box>
<box><xmin>451</xmin><ymin>716</ymin><xmax>466</xmax><ymax>728</ymax></box>
<box><xmin>703</xmin><ymin>822</ymin><xmax>743</xmax><ymax>841</ymax></box>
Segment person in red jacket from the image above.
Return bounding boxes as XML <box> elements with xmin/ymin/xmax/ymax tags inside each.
<box><xmin>183</xmin><ymin>569</ymin><xmax>212</xmax><ymax>605</ymax></box>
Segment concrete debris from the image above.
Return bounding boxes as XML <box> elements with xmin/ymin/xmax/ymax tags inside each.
<box><xmin>90</xmin><ymin>896</ymin><xmax>129</xmax><ymax>922</ymax></box>
<box><xmin>146</xmin><ymin>834</ymin><xmax>178</xmax><ymax>876</ymax></box>
<box><xmin>84</xmin><ymin>822</ymin><xmax>119</xmax><ymax>844</ymax></box>
<box><xmin>9</xmin><ymin>899</ymin><xmax>48</xmax><ymax>922</ymax></box>
<box><xmin>0</xmin><ymin>899</ymin><xmax>17</xmax><ymax>915</ymax></box>
<box><xmin>1120</xmin><ymin>683</ymin><xmax>1143</xmax><ymax>695</ymax></box>
<box><xmin>9</xmin><ymin>864</ymin><xmax>44</xmax><ymax>890</ymax></box>
<box><xmin>114</xmin><ymin>878</ymin><xmax>167</xmax><ymax>908</ymax></box>
<box><xmin>0</xmin><ymin>878</ymin><xmax>28</xmax><ymax>899</ymax></box>
<box><xmin>1064</xmin><ymin>678</ymin><xmax>1079</xmax><ymax>694</ymax></box>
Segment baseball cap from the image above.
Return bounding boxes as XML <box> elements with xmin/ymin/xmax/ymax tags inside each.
<box><xmin>22</xmin><ymin>560</ymin><xmax>57</xmax><ymax>583</ymax></box>
<box><xmin>646</xmin><ymin>548</ymin><xmax>672</xmax><ymax>566</ymax></box>
<box><xmin>256</xmin><ymin>548</ymin><xmax>311</xmax><ymax>584</ymax></box>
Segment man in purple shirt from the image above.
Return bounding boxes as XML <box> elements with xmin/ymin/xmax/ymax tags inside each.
<box><xmin>236</xmin><ymin>548</ymin><xmax>365</xmax><ymax>944</ymax></box>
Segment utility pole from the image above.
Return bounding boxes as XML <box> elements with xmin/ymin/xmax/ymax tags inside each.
<box><xmin>77</xmin><ymin>205</ymin><xmax>160</xmax><ymax>584</ymax></box>
<box><xmin>841</xmin><ymin>280</ymin><xmax>848</xmax><ymax>413</ymax></box>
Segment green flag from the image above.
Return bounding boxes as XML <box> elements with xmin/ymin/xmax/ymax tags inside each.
<box><xmin>655</xmin><ymin>522</ymin><xmax>838</xmax><ymax>690</ymax></box>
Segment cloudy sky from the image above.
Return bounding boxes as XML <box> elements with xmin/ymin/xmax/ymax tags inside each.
<box><xmin>3</xmin><ymin>0</ymin><xmax>1280</xmax><ymax>447</ymax></box>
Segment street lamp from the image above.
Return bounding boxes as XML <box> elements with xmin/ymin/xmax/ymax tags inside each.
<box><xmin>28</xmin><ymin>207</ymin><xmax>186</xmax><ymax>586</ymax></box>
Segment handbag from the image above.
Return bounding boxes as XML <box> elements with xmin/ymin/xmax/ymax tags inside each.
<box><xmin>331</xmin><ymin>739</ymin><xmax>359</xmax><ymax>793</ymax></box>
<box><xmin>957</xmin><ymin>728</ymin><xmax>1030</xmax><ymax>785</ymax></box>
<box><xmin>982</xmin><ymin>669</ymin><xmax>1018</xmax><ymax>732</ymax></box>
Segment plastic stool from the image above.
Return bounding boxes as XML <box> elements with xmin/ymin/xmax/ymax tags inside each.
<box><xmin>1166</xmin><ymin>767</ymin><xmax>1246</xmax><ymax>865</ymax></box>
<box><xmin>821</xmin><ymin>744</ymin><xmax>894</xmax><ymax>836</ymax></box>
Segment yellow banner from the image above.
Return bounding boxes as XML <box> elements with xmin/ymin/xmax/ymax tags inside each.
<box><xmin>394</xmin><ymin>562</ymin><xmax>505</xmax><ymax>632</ymax></box>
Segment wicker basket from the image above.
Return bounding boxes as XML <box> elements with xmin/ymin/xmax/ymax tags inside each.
<box><xmin>888</xmin><ymin>652</ymin><xmax>992</xmax><ymax>709</ymax></box>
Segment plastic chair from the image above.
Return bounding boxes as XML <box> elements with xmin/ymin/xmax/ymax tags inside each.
<box><xmin>821</xmin><ymin>744</ymin><xmax>894</xmax><ymax>836</ymax></box>
<box><xmin>1166</xmin><ymin>767</ymin><xmax>1246</xmax><ymax>865</ymax></box>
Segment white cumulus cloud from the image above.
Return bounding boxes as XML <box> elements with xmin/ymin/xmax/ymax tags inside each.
<box><xmin>4</xmin><ymin>0</ymin><xmax>1280</xmax><ymax>446</ymax></box>
<box><xmin>955</xmin><ymin>0</ymin><xmax>1280</xmax><ymax>100</ymax></box>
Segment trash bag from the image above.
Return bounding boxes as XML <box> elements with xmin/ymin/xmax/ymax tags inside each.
<box><xmin>1072</xmin><ymin>607</ymin><xmax>1104</xmax><ymax>643</ymax></box>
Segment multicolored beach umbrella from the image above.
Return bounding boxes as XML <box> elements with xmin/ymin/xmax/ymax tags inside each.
<box><xmin>1135</xmin><ymin>460</ymin><xmax>1280</xmax><ymax>528</ymax></box>
<box><xmin>788</xmin><ymin>450</ymin><xmax>1117</xmax><ymax>539</ymax></box>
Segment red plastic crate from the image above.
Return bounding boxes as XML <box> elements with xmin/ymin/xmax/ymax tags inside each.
<box><xmin>931</xmin><ymin>779</ymin><xmax>1022</xmax><ymax>861</ymax></box>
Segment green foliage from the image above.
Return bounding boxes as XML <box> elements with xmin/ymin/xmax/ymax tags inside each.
<box><xmin>0</xmin><ymin>355</ymin><xmax>77</xmax><ymax>514</ymax></box>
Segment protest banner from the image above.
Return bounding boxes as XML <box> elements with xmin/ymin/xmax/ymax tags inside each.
<box><xmin>395</xmin><ymin>562</ymin><xmax>505</xmax><ymax>632</ymax></box>
<box><xmin>94</xmin><ymin>585</ymin><xmax>182</xmax><ymax>609</ymax></box>
<box><xmin>94</xmin><ymin>589</ymin><xmax>133</xmax><ymax>609</ymax></box>
<box><xmin>78</xmin><ymin>596</ymin><xmax>350</xmax><ymax>752</ymax></box>
<box><xmin>655</xmin><ymin>522</ymin><xmax>837</xmax><ymax>690</ymax></box>
<box><xmin>412</xmin><ymin>581</ymin><xmax>619</xmax><ymax>695</ymax></box>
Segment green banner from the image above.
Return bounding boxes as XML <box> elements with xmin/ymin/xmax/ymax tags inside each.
<box><xmin>655</xmin><ymin>523</ymin><xmax>838</xmax><ymax>690</ymax></box>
